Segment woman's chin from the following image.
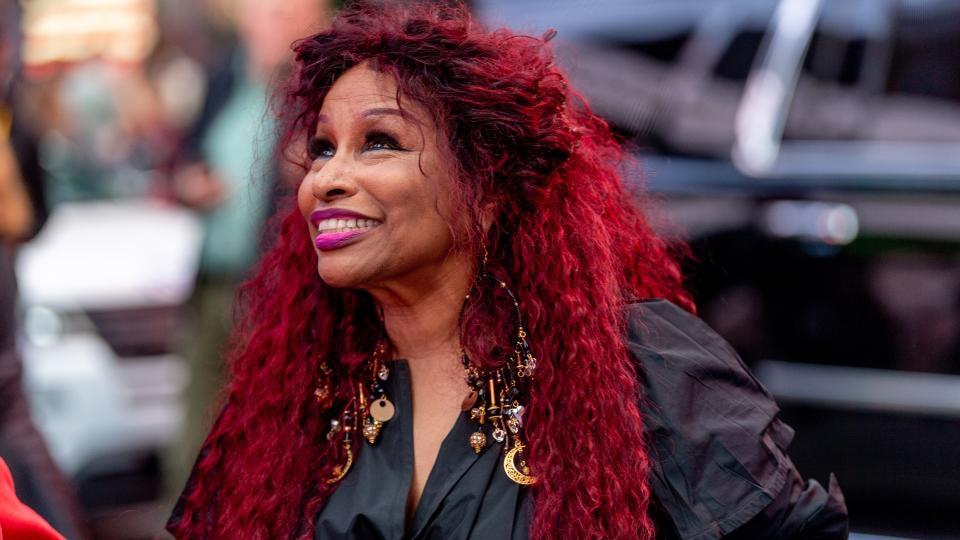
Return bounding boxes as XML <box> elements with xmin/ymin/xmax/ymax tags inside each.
<box><xmin>317</xmin><ymin>270</ymin><xmax>355</xmax><ymax>289</ymax></box>
<box><xmin>316</xmin><ymin>262</ymin><xmax>372</xmax><ymax>290</ymax></box>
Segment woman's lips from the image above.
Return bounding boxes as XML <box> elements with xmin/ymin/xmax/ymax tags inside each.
<box><xmin>310</xmin><ymin>208</ymin><xmax>381</xmax><ymax>251</ymax></box>
<box><xmin>310</xmin><ymin>208</ymin><xmax>374</xmax><ymax>224</ymax></box>
<box><xmin>314</xmin><ymin>227</ymin><xmax>373</xmax><ymax>250</ymax></box>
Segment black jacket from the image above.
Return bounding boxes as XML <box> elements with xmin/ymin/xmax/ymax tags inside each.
<box><xmin>170</xmin><ymin>300</ymin><xmax>849</xmax><ymax>539</ymax></box>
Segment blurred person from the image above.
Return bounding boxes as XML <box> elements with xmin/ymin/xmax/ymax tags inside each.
<box><xmin>0</xmin><ymin>456</ymin><xmax>66</xmax><ymax>540</ymax></box>
<box><xmin>165</xmin><ymin>0</ymin><xmax>331</xmax><ymax>498</ymax></box>
<box><xmin>166</xmin><ymin>3</ymin><xmax>849</xmax><ymax>539</ymax></box>
<box><xmin>16</xmin><ymin>0</ymin><xmax>177</xmax><ymax>205</ymax></box>
<box><xmin>25</xmin><ymin>57</ymin><xmax>183</xmax><ymax>204</ymax></box>
<box><xmin>0</xmin><ymin>3</ymin><xmax>88</xmax><ymax>538</ymax></box>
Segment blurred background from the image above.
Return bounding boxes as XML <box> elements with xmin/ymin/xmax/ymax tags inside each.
<box><xmin>1</xmin><ymin>0</ymin><xmax>958</xmax><ymax>538</ymax></box>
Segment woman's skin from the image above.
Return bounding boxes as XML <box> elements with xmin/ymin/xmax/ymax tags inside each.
<box><xmin>297</xmin><ymin>63</ymin><xmax>473</xmax><ymax>519</ymax></box>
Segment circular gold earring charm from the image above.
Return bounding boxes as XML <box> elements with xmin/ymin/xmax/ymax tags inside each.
<box><xmin>370</xmin><ymin>397</ymin><xmax>395</xmax><ymax>423</ymax></box>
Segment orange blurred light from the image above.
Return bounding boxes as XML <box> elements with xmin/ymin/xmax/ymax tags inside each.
<box><xmin>21</xmin><ymin>0</ymin><xmax>158</xmax><ymax>75</ymax></box>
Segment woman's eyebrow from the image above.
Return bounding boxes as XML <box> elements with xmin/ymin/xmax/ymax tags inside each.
<box><xmin>359</xmin><ymin>107</ymin><xmax>404</xmax><ymax>119</ymax></box>
<box><xmin>315</xmin><ymin>108</ymin><xmax>405</xmax><ymax>125</ymax></box>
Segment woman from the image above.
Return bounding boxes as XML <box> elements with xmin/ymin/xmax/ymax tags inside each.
<box><xmin>168</xmin><ymin>3</ymin><xmax>849</xmax><ymax>539</ymax></box>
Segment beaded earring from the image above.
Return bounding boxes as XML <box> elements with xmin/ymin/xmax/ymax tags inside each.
<box><xmin>322</xmin><ymin>338</ymin><xmax>395</xmax><ymax>484</ymax></box>
<box><xmin>360</xmin><ymin>340</ymin><xmax>395</xmax><ymax>444</ymax></box>
<box><xmin>460</xmin><ymin>273</ymin><xmax>538</xmax><ymax>485</ymax></box>
<box><xmin>321</xmin><ymin>266</ymin><xmax>539</xmax><ymax>486</ymax></box>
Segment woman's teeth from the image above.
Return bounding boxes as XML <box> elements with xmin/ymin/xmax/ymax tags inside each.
<box><xmin>316</xmin><ymin>217</ymin><xmax>379</xmax><ymax>233</ymax></box>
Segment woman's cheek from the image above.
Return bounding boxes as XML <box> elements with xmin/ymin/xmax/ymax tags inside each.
<box><xmin>297</xmin><ymin>174</ymin><xmax>315</xmax><ymax>220</ymax></box>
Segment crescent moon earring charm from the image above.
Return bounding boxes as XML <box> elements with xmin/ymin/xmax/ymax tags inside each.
<box><xmin>326</xmin><ymin>442</ymin><xmax>354</xmax><ymax>484</ymax></box>
<box><xmin>503</xmin><ymin>442</ymin><xmax>536</xmax><ymax>485</ymax></box>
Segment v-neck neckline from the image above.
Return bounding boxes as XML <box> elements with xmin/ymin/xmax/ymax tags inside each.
<box><xmin>388</xmin><ymin>360</ymin><xmax>489</xmax><ymax>539</ymax></box>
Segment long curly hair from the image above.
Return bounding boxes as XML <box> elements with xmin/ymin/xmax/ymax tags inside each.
<box><xmin>170</xmin><ymin>2</ymin><xmax>693</xmax><ymax>538</ymax></box>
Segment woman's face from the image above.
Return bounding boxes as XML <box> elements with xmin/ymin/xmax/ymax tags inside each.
<box><xmin>297</xmin><ymin>64</ymin><xmax>462</xmax><ymax>290</ymax></box>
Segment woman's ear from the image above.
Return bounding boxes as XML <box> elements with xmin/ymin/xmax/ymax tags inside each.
<box><xmin>480</xmin><ymin>202</ymin><xmax>497</xmax><ymax>234</ymax></box>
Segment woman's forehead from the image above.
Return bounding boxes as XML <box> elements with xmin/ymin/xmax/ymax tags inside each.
<box><xmin>316</xmin><ymin>65</ymin><xmax>433</xmax><ymax>131</ymax></box>
<box><xmin>323</xmin><ymin>65</ymin><xmax>397</xmax><ymax>109</ymax></box>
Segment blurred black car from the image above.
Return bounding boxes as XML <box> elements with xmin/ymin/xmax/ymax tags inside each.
<box><xmin>479</xmin><ymin>0</ymin><xmax>960</xmax><ymax>537</ymax></box>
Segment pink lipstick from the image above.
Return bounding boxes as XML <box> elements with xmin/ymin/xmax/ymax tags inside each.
<box><xmin>314</xmin><ymin>229</ymin><xmax>370</xmax><ymax>250</ymax></box>
<box><xmin>310</xmin><ymin>208</ymin><xmax>381</xmax><ymax>251</ymax></box>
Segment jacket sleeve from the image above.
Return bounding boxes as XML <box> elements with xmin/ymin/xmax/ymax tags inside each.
<box><xmin>625</xmin><ymin>300</ymin><xmax>849</xmax><ymax>540</ymax></box>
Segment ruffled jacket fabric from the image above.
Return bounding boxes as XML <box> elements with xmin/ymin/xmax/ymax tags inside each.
<box><xmin>168</xmin><ymin>300</ymin><xmax>849</xmax><ymax>539</ymax></box>
<box><xmin>629</xmin><ymin>300</ymin><xmax>848</xmax><ymax>539</ymax></box>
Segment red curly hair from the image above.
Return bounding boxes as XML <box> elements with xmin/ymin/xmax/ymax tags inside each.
<box><xmin>170</xmin><ymin>2</ymin><xmax>693</xmax><ymax>538</ymax></box>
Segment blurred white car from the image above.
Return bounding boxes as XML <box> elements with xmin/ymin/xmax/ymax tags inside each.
<box><xmin>16</xmin><ymin>200</ymin><xmax>202</xmax><ymax>508</ymax></box>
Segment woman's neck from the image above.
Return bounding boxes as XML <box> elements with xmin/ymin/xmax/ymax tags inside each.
<box><xmin>382</xmin><ymin>291</ymin><xmax>462</xmax><ymax>363</ymax></box>
<box><xmin>368</xmin><ymin>254</ymin><xmax>473</xmax><ymax>367</ymax></box>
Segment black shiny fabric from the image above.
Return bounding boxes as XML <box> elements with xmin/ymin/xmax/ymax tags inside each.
<box><xmin>315</xmin><ymin>360</ymin><xmax>532</xmax><ymax>540</ymax></box>
<box><xmin>628</xmin><ymin>300</ymin><xmax>848</xmax><ymax>539</ymax></box>
<box><xmin>169</xmin><ymin>300</ymin><xmax>849</xmax><ymax>539</ymax></box>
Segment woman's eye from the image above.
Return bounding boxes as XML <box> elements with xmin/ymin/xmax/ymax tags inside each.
<box><xmin>307</xmin><ymin>137</ymin><xmax>335</xmax><ymax>160</ymax></box>
<box><xmin>364</xmin><ymin>132</ymin><xmax>403</xmax><ymax>152</ymax></box>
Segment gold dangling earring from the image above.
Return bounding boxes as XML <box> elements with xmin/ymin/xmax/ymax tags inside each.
<box><xmin>326</xmin><ymin>398</ymin><xmax>357</xmax><ymax>483</ymax></box>
<box><xmin>458</xmin><ymin>273</ymin><xmax>538</xmax><ymax>485</ymax></box>
<box><xmin>360</xmin><ymin>339</ymin><xmax>394</xmax><ymax>445</ymax></box>
<box><xmin>324</xmin><ymin>334</ymin><xmax>396</xmax><ymax>483</ymax></box>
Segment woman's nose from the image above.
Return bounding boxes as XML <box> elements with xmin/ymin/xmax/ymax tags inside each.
<box><xmin>311</xmin><ymin>164</ymin><xmax>359</xmax><ymax>202</ymax></box>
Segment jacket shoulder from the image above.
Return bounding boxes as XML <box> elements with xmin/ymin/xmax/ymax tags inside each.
<box><xmin>624</xmin><ymin>300</ymin><xmax>848</xmax><ymax>540</ymax></box>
